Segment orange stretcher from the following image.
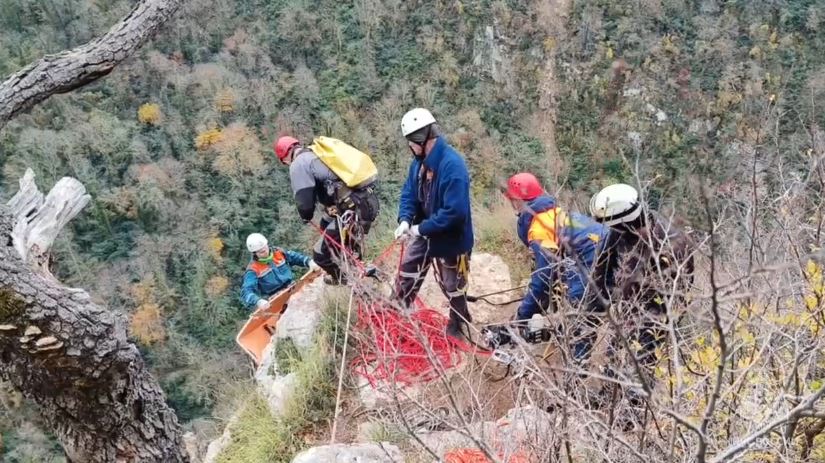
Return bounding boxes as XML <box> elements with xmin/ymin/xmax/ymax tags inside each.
<box><xmin>236</xmin><ymin>271</ymin><xmax>321</xmax><ymax>366</ymax></box>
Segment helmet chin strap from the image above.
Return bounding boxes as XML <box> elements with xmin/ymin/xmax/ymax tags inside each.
<box><xmin>614</xmin><ymin>211</ymin><xmax>646</xmax><ymax>231</ymax></box>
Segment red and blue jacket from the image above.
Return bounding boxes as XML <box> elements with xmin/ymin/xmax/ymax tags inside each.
<box><xmin>516</xmin><ymin>195</ymin><xmax>608</xmax><ymax>320</ymax></box>
<box><xmin>240</xmin><ymin>248</ymin><xmax>310</xmax><ymax>309</ymax></box>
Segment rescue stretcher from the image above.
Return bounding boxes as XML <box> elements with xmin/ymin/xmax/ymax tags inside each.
<box><xmin>235</xmin><ymin>270</ymin><xmax>320</xmax><ymax>366</ymax></box>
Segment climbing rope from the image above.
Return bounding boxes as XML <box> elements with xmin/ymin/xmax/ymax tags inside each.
<box><xmin>309</xmin><ymin>223</ymin><xmax>468</xmax><ymax>386</ymax></box>
<box><xmin>443</xmin><ymin>448</ymin><xmax>530</xmax><ymax>463</ymax></box>
<box><xmin>350</xmin><ymin>302</ymin><xmax>464</xmax><ymax>385</ymax></box>
<box><xmin>466</xmin><ymin>285</ymin><xmax>528</xmax><ymax>304</ymax></box>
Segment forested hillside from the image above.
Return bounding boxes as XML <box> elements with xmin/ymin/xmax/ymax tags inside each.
<box><xmin>2</xmin><ymin>0</ymin><xmax>825</xmax><ymax>460</ymax></box>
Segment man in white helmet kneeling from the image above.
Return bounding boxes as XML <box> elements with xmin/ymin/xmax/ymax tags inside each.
<box><xmin>589</xmin><ymin>184</ymin><xmax>696</xmax><ymax>367</ymax></box>
<box><xmin>240</xmin><ymin>233</ymin><xmax>321</xmax><ymax>311</ymax></box>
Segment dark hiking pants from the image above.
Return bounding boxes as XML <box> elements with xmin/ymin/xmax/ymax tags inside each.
<box><xmin>394</xmin><ymin>237</ymin><xmax>472</xmax><ymax>327</ymax></box>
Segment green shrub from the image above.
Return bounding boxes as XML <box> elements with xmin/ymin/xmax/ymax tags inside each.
<box><xmin>216</xmin><ymin>295</ymin><xmax>341</xmax><ymax>462</ymax></box>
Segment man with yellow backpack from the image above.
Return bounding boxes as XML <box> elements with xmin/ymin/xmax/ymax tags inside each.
<box><xmin>274</xmin><ymin>135</ymin><xmax>380</xmax><ymax>285</ymax></box>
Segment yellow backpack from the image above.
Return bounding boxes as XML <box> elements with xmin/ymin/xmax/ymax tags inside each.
<box><xmin>308</xmin><ymin>136</ymin><xmax>378</xmax><ymax>188</ymax></box>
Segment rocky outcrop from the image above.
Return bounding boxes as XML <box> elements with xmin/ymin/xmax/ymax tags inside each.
<box><xmin>291</xmin><ymin>442</ymin><xmax>404</xmax><ymax>463</ymax></box>
<box><xmin>256</xmin><ymin>278</ymin><xmax>326</xmax><ymax>414</ymax></box>
<box><xmin>202</xmin><ymin>424</ymin><xmax>233</xmax><ymax>463</ymax></box>
<box><xmin>203</xmin><ymin>279</ymin><xmax>328</xmax><ymax>462</ymax></box>
<box><xmin>473</xmin><ymin>25</ymin><xmax>514</xmax><ymax>90</ymax></box>
<box><xmin>415</xmin><ymin>406</ymin><xmax>556</xmax><ymax>460</ymax></box>
<box><xmin>415</xmin><ymin>253</ymin><xmax>515</xmax><ymax>325</ymax></box>
<box><xmin>208</xmin><ymin>253</ymin><xmax>527</xmax><ymax>462</ymax></box>
<box><xmin>355</xmin><ymin>253</ymin><xmax>515</xmax><ymax>412</ymax></box>
<box><xmin>274</xmin><ymin>278</ymin><xmax>326</xmax><ymax>350</ymax></box>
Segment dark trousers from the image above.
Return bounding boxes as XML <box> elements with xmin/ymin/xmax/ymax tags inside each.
<box><xmin>633</xmin><ymin>296</ymin><xmax>669</xmax><ymax>367</ymax></box>
<box><xmin>313</xmin><ymin>190</ymin><xmax>379</xmax><ymax>281</ymax></box>
<box><xmin>394</xmin><ymin>237</ymin><xmax>471</xmax><ymax>326</ymax></box>
<box><xmin>313</xmin><ymin>215</ymin><xmax>374</xmax><ymax>280</ymax></box>
<box><xmin>571</xmin><ymin>313</ymin><xmax>602</xmax><ymax>362</ymax></box>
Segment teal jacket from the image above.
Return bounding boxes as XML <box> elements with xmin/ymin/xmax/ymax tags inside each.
<box><xmin>240</xmin><ymin>248</ymin><xmax>310</xmax><ymax>309</ymax></box>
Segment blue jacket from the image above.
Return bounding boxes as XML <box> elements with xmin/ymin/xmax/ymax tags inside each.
<box><xmin>397</xmin><ymin>137</ymin><xmax>474</xmax><ymax>257</ymax></box>
<box><xmin>516</xmin><ymin>196</ymin><xmax>608</xmax><ymax>320</ymax></box>
<box><xmin>240</xmin><ymin>248</ymin><xmax>310</xmax><ymax>309</ymax></box>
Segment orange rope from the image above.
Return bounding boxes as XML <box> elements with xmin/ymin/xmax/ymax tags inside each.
<box><xmin>443</xmin><ymin>448</ymin><xmax>530</xmax><ymax>463</ymax></box>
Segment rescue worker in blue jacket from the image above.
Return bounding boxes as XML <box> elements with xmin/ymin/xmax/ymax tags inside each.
<box><xmin>240</xmin><ymin>233</ymin><xmax>320</xmax><ymax>311</ymax></box>
<box><xmin>502</xmin><ymin>173</ymin><xmax>609</xmax><ymax>359</ymax></box>
<box><xmin>393</xmin><ymin>108</ymin><xmax>474</xmax><ymax>340</ymax></box>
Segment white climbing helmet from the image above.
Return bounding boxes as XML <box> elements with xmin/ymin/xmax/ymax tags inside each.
<box><xmin>401</xmin><ymin>108</ymin><xmax>437</xmax><ymax>137</ymax></box>
<box><xmin>589</xmin><ymin>183</ymin><xmax>642</xmax><ymax>226</ymax></box>
<box><xmin>246</xmin><ymin>233</ymin><xmax>268</xmax><ymax>253</ymax></box>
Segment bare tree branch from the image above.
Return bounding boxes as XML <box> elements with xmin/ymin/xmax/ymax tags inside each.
<box><xmin>710</xmin><ymin>385</ymin><xmax>825</xmax><ymax>463</ymax></box>
<box><xmin>0</xmin><ymin>0</ymin><xmax>183</xmax><ymax>128</ymax></box>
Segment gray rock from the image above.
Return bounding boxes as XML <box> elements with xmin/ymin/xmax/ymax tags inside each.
<box><xmin>256</xmin><ymin>372</ymin><xmax>297</xmax><ymax>416</ymax></box>
<box><xmin>251</xmin><ymin>279</ymin><xmax>326</xmax><ymax>416</ymax></box>
<box><xmin>291</xmin><ymin>442</ymin><xmax>404</xmax><ymax>463</ymax></box>
<box><xmin>275</xmin><ymin>279</ymin><xmax>325</xmax><ymax>350</ymax></box>
<box><xmin>472</xmin><ymin>25</ymin><xmax>515</xmax><ymax>90</ymax></box>
<box><xmin>183</xmin><ymin>431</ymin><xmax>202</xmax><ymax>463</ymax></box>
<box><xmin>415</xmin><ymin>406</ymin><xmax>556</xmax><ymax>459</ymax></box>
<box><xmin>202</xmin><ymin>419</ymin><xmax>235</xmax><ymax>463</ymax></box>
<box><xmin>415</xmin><ymin>253</ymin><xmax>513</xmax><ymax>325</ymax></box>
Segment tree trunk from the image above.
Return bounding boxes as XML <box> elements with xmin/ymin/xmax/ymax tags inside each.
<box><xmin>0</xmin><ymin>0</ymin><xmax>184</xmax><ymax>128</ymax></box>
<box><xmin>0</xmin><ymin>171</ymin><xmax>188</xmax><ymax>462</ymax></box>
<box><xmin>0</xmin><ymin>0</ymin><xmax>188</xmax><ymax>456</ymax></box>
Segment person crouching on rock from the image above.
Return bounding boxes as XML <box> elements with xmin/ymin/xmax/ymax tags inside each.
<box><xmin>501</xmin><ymin>173</ymin><xmax>609</xmax><ymax>361</ymax></box>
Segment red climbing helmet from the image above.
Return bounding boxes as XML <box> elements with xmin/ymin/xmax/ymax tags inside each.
<box><xmin>274</xmin><ymin>136</ymin><xmax>300</xmax><ymax>163</ymax></box>
<box><xmin>504</xmin><ymin>173</ymin><xmax>543</xmax><ymax>200</ymax></box>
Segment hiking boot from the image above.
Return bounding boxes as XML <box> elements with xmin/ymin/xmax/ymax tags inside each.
<box><xmin>448</xmin><ymin>318</ymin><xmax>475</xmax><ymax>343</ymax></box>
<box><xmin>446</xmin><ymin>319</ymin><xmax>466</xmax><ymax>341</ymax></box>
